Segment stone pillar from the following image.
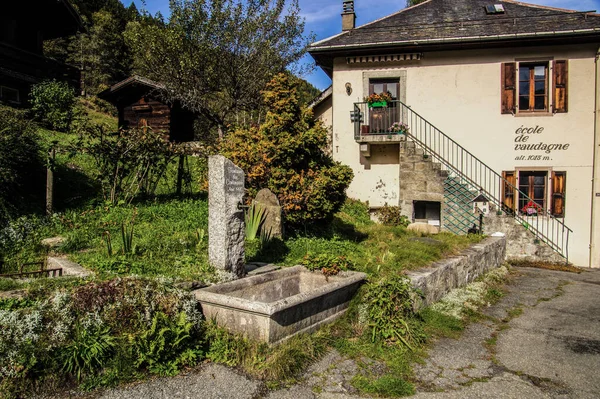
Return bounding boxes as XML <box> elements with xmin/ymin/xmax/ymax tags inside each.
<box><xmin>208</xmin><ymin>155</ymin><xmax>245</xmax><ymax>278</ymax></box>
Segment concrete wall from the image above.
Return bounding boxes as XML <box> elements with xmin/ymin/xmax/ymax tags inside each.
<box><xmin>328</xmin><ymin>44</ymin><xmax>598</xmax><ymax>266</ymax></box>
<box><xmin>407</xmin><ymin>236</ymin><xmax>506</xmax><ymax>309</ymax></box>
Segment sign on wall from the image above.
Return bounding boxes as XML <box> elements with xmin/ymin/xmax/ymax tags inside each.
<box><xmin>513</xmin><ymin>125</ymin><xmax>570</xmax><ymax>161</ymax></box>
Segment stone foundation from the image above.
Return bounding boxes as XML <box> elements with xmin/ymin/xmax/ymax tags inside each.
<box><xmin>406</xmin><ymin>236</ymin><xmax>506</xmax><ymax>309</ymax></box>
<box><xmin>482</xmin><ymin>212</ymin><xmax>564</xmax><ymax>264</ymax></box>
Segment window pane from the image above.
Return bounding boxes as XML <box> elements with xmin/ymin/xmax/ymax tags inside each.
<box><xmin>533</xmin><ymin>175</ymin><xmax>545</xmax><ymax>185</ymax></box>
<box><xmin>534</xmin><ymin>96</ymin><xmax>545</xmax><ymax>110</ymax></box>
<box><xmin>534</xmin><ymin>81</ymin><xmax>545</xmax><ymax>95</ymax></box>
<box><xmin>387</xmin><ymin>85</ymin><xmax>397</xmax><ymax>99</ymax></box>
<box><xmin>519</xmin><ymin>66</ymin><xmax>530</xmax><ymax>81</ymax></box>
<box><xmin>373</xmin><ymin>83</ymin><xmax>383</xmax><ymax>94</ymax></box>
<box><xmin>534</xmin><ymin>65</ymin><xmax>546</xmax><ymax>79</ymax></box>
<box><xmin>519</xmin><ymin>96</ymin><xmax>530</xmax><ymax>110</ymax></box>
<box><xmin>519</xmin><ymin>81</ymin><xmax>529</xmax><ymax>95</ymax></box>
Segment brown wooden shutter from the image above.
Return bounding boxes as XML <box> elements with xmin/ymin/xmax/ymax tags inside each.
<box><xmin>501</xmin><ymin>63</ymin><xmax>516</xmax><ymax>114</ymax></box>
<box><xmin>553</xmin><ymin>60</ymin><xmax>568</xmax><ymax>113</ymax></box>
<box><xmin>551</xmin><ymin>171</ymin><xmax>566</xmax><ymax>217</ymax></box>
<box><xmin>502</xmin><ymin>171</ymin><xmax>516</xmax><ymax>213</ymax></box>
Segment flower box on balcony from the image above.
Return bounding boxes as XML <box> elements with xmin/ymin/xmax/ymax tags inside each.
<box><xmin>368</xmin><ymin>101</ymin><xmax>387</xmax><ymax>108</ymax></box>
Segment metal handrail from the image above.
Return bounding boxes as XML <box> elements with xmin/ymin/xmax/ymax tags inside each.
<box><xmin>353</xmin><ymin>100</ymin><xmax>572</xmax><ymax>261</ymax></box>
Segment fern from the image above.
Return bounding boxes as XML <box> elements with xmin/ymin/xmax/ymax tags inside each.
<box><xmin>134</xmin><ymin>312</ymin><xmax>203</xmax><ymax>376</ymax></box>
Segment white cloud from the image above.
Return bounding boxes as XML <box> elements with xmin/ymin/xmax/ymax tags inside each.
<box><xmin>300</xmin><ymin>3</ymin><xmax>340</xmax><ymax>23</ymax></box>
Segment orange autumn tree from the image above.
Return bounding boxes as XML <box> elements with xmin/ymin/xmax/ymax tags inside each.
<box><xmin>220</xmin><ymin>73</ymin><xmax>353</xmax><ymax>226</ymax></box>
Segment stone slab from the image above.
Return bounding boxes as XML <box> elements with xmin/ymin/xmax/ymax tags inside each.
<box><xmin>254</xmin><ymin>188</ymin><xmax>283</xmax><ymax>239</ymax></box>
<box><xmin>47</xmin><ymin>256</ymin><xmax>93</xmax><ymax>278</ymax></box>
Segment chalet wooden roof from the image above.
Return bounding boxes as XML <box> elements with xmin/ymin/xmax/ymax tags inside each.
<box><xmin>98</xmin><ymin>75</ymin><xmax>166</xmax><ymax>104</ymax></box>
<box><xmin>309</xmin><ymin>0</ymin><xmax>600</xmax><ymax>73</ymax></box>
<box><xmin>31</xmin><ymin>0</ymin><xmax>84</xmax><ymax>39</ymax></box>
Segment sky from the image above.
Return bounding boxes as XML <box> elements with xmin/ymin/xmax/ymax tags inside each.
<box><xmin>121</xmin><ymin>0</ymin><xmax>600</xmax><ymax>90</ymax></box>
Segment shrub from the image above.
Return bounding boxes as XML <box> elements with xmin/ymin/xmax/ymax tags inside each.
<box><xmin>375</xmin><ymin>204</ymin><xmax>409</xmax><ymax>227</ymax></box>
<box><xmin>302</xmin><ymin>253</ymin><xmax>353</xmax><ymax>276</ymax></box>
<box><xmin>221</xmin><ymin>73</ymin><xmax>353</xmax><ymax>226</ymax></box>
<box><xmin>363</xmin><ymin>275</ymin><xmax>425</xmax><ymax>349</ymax></box>
<box><xmin>79</xmin><ymin>125</ymin><xmax>183</xmax><ymax>204</ymax></box>
<box><xmin>0</xmin><ymin>106</ymin><xmax>44</xmax><ymax>226</ymax></box>
<box><xmin>30</xmin><ymin>80</ymin><xmax>76</xmax><ymax>132</ymax></box>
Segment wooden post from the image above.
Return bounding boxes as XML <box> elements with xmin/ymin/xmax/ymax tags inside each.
<box><xmin>176</xmin><ymin>154</ymin><xmax>185</xmax><ymax>195</ymax></box>
<box><xmin>46</xmin><ymin>146</ymin><xmax>56</xmax><ymax>216</ymax></box>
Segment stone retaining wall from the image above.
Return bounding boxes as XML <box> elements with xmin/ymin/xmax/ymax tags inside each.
<box><xmin>406</xmin><ymin>236</ymin><xmax>506</xmax><ymax>309</ymax></box>
<box><xmin>482</xmin><ymin>213</ymin><xmax>564</xmax><ymax>264</ymax></box>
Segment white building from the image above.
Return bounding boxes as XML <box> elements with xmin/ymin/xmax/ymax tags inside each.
<box><xmin>308</xmin><ymin>0</ymin><xmax>600</xmax><ymax>267</ymax></box>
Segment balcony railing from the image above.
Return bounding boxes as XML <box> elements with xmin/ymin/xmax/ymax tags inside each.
<box><xmin>352</xmin><ymin>100</ymin><xmax>572</xmax><ymax>262</ymax></box>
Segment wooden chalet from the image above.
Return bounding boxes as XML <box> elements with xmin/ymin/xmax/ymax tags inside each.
<box><xmin>0</xmin><ymin>0</ymin><xmax>83</xmax><ymax>105</ymax></box>
<box><xmin>99</xmin><ymin>76</ymin><xmax>196</xmax><ymax>142</ymax></box>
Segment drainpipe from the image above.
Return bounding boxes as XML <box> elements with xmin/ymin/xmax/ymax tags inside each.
<box><xmin>590</xmin><ymin>48</ymin><xmax>600</xmax><ymax>267</ymax></box>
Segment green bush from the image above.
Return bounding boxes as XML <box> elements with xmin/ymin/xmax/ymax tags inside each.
<box><xmin>221</xmin><ymin>73</ymin><xmax>353</xmax><ymax>226</ymax></box>
<box><xmin>302</xmin><ymin>253</ymin><xmax>353</xmax><ymax>276</ymax></box>
<box><xmin>0</xmin><ymin>106</ymin><xmax>44</xmax><ymax>226</ymax></box>
<box><xmin>375</xmin><ymin>204</ymin><xmax>410</xmax><ymax>227</ymax></box>
<box><xmin>30</xmin><ymin>80</ymin><xmax>76</xmax><ymax>132</ymax></box>
<box><xmin>363</xmin><ymin>275</ymin><xmax>425</xmax><ymax>349</ymax></box>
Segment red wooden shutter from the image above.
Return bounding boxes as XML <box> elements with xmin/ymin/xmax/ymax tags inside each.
<box><xmin>553</xmin><ymin>60</ymin><xmax>568</xmax><ymax>113</ymax></box>
<box><xmin>551</xmin><ymin>171</ymin><xmax>566</xmax><ymax>217</ymax></box>
<box><xmin>501</xmin><ymin>63</ymin><xmax>516</xmax><ymax>114</ymax></box>
<box><xmin>502</xmin><ymin>171</ymin><xmax>516</xmax><ymax>212</ymax></box>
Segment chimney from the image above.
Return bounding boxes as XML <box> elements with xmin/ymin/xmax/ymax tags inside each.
<box><xmin>342</xmin><ymin>1</ymin><xmax>356</xmax><ymax>31</ymax></box>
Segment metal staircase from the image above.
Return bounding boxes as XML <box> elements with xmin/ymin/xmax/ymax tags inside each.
<box><xmin>353</xmin><ymin>100</ymin><xmax>572</xmax><ymax>262</ymax></box>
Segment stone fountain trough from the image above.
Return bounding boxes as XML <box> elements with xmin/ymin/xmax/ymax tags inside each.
<box><xmin>194</xmin><ymin>265</ymin><xmax>366</xmax><ymax>344</ymax></box>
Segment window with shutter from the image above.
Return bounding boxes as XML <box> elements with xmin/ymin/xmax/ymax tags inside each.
<box><xmin>503</xmin><ymin>169</ymin><xmax>566</xmax><ymax>216</ymax></box>
<box><xmin>501</xmin><ymin>60</ymin><xmax>568</xmax><ymax>114</ymax></box>
<box><xmin>551</xmin><ymin>171</ymin><xmax>566</xmax><ymax>217</ymax></box>
<box><xmin>501</xmin><ymin>63</ymin><xmax>516</xmax><ymax>114</ymax></box>
<box><xmin>553</xmin><ymin>60</ymin><xmax>568</xmax><ymax>113</ymax></box>
<box><xmin>502</xmin><ymin>171</ymin><xmax>516</xmax><ymax>213</ymax></box>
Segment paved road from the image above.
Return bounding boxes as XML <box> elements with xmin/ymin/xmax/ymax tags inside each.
<box><xmin>97</xmin><ymin>266</ymin><xmax>600</xmax><ymax>399</ymax></box>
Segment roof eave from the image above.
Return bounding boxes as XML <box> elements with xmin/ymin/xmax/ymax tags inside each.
<box><xmin>309</xmin><ymin>28</ymin><xmax>600</xmax><ymax>52</ymax></box>
<box><xmin>308</xmin><ymin>30</ymin><xmax>600</xmax><ymax>70</ymax></box>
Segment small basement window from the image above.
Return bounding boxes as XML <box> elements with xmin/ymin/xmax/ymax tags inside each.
<box><xmin>413</xmin><ymin>201</ymin><xmax>441</xmax><ymax>225</ymax></box>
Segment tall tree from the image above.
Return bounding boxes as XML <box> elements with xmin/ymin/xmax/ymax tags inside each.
<box><xmin>69</xmin><ymin>10</ymin><xmax>133</xmax><ymax>94</ymax></box>
<box><xmin>44</xmin><ymin>0</ymin><xmax>140</xmax><ymax>94</ymax></box>
<box><xmin>125</xmin><ymin>0</ymin><xmax>313</xmax><ymax>137</ymax></box>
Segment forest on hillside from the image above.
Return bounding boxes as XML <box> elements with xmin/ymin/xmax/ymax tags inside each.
<box><xmin>45</xmin><ymin>0</ymin><xmax>321</xmax><ymax>135</ymax></box>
